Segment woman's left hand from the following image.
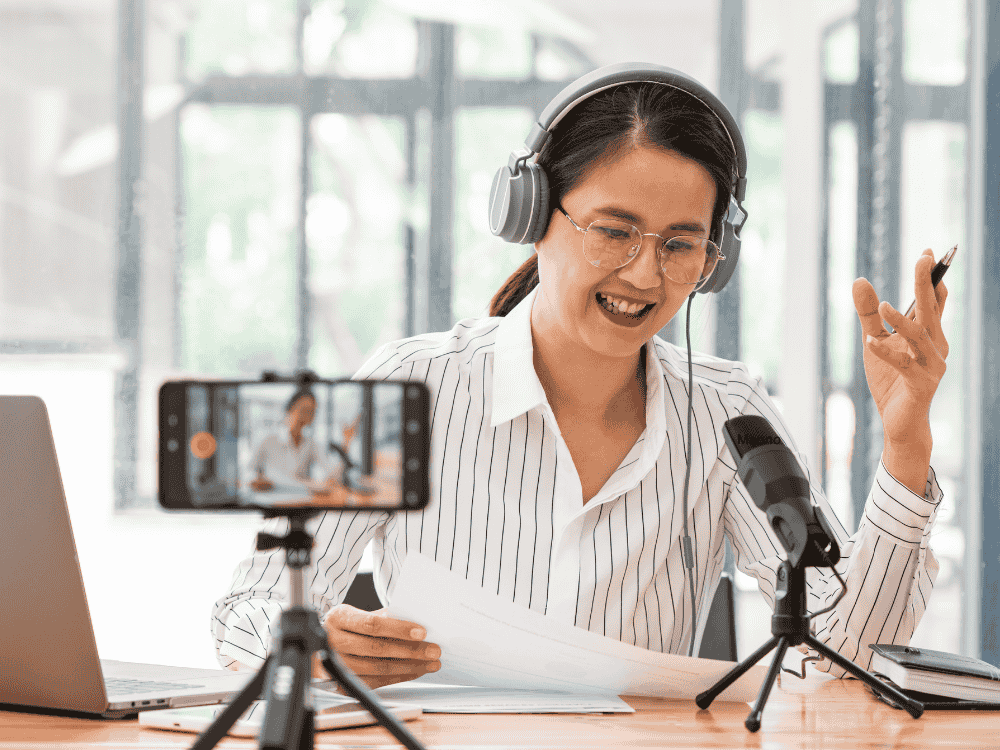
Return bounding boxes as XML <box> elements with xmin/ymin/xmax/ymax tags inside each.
<box><xmin>852</xmin><ymin>249</ymin><xmax>949</xmax><ymax>492</ymax></box>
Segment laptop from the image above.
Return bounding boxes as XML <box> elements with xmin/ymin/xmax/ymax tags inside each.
<box><xmin>0</xmin><ymin>395</ymin><xmax>252</xmax><ymax>718</ymax></box>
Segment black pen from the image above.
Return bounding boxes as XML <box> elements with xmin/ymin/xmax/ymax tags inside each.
<box><xmin>903</xmin><ymin>244</ymin><xmax>957</xmax><ymax>318</ymax></box>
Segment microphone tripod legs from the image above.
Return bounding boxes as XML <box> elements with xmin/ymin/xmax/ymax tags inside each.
<box><xmin>695</xmin><ymin>635</ymin><xmax>780</xmax><ymax>710</ymax></box>
<box><xmin>744</xmin><ymin>637</ymin><xmax>789</xmax><ymax>733</ymax></box>
<box><xmin>696</xmin><ymin>559</ymin><xmax>923</xmax><ymax>732</ymax></box>
<box><xmin>694</xmin><ymin>634</ymin><xmax>789</xmax><ymax>732</ymax></box>
<box><xmin>801</xmin><ymin>635</ymin><xmax>923</xmax><ymax>719</ymax></box>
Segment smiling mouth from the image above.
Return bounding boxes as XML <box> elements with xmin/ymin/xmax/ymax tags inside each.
<box><xmin>596</xmin><ymin>293</ymin><xmax>655</xmax><ymax>320</ymax></box>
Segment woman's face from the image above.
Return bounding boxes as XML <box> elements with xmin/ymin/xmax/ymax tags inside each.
<box><xmin>532</xmin><ymin>145</ymin><xmax>717</xmax><ymax>360</ymax></box>
<box><xmin>287</xmin><ymin>395</ymin><xmax>316</xmax><ymax>431</ymax></box>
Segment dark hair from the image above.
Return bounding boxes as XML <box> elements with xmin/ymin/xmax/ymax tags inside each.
<box><xmin>285</xmin><ymin>388</ymin><xmax>315</xmax><ymax>413</ymax></box>
<box><xmin>489</xmin><ymin>82</ymin><xmax>738</xmax><ymax>317</ymax></box>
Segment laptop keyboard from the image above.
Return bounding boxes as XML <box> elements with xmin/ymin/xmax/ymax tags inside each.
<box><xmin>105</xmin><ymin>677</ymin><xmax>203</xmax><ymax>696</ymax></box>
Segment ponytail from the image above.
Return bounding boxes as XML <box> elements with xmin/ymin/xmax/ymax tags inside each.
<box><xmin>489</xmin><ymin>254</ymin><xmax>539</xmax><ymax>317</ymax></box>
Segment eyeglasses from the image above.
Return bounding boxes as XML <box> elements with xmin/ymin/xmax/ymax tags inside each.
<box><xmin>557</xmin><ymin>206</ymin><xmax>724</xmax><ymax>290</ymax></box>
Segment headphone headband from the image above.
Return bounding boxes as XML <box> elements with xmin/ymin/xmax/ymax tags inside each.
<box><xmin>488</xmin><ymin>62</ymin><xmax>749</xmax><ymax>294</ymax></box>
<box><xmin>527</xmin><ymin>63</ymin><xmax>747</xmax><ymax>199</ymax></box>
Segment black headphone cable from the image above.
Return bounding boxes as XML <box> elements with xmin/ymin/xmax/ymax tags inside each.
<box><xmin>681</xmin><ymin>291</ymin><xmax>699</xmax><ymax>659</ymax></box>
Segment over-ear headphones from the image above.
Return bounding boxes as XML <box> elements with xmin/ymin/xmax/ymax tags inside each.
<box><xmin>488</xmin><ymin>62</ymin><xmax>748</xmax><ymax>294</ymax></box>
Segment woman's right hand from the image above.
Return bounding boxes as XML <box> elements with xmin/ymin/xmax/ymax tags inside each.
<box><xmin>318</xmin><ymin>604</ymin><xmax>442</xmax><ymax>689</ymax></box>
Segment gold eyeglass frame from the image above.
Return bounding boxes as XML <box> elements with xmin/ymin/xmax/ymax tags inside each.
<box><xmin>557</xmin><ymin>205</ymin><xmax>724</xmax><ymax>291</ymax></box>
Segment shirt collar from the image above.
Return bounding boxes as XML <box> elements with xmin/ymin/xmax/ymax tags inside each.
<box><xmin>277</xmin><ymin>425</ymin><xmax>308</xmax><ymax>451</ymax></box>
<box><xmin>490</xmin><ymin>299</ymin><xmax>671</xmax><ymax>511</ymax></box>
<box><xmin>651</xmin><ymin>334</ymin><xmax>692</xmax><ymax>384</ymax></box>
<box><xmin>491</xmin><ymin>286</ymin><xmax>548</xmax><ymax>428</ymax></box>
<box><xmin>490</xmin><ymin>285</ymin><xmax>674</xmax><ymax>441</ymax></box>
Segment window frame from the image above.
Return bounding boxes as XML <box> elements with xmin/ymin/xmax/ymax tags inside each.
<box><xmin>113</xmin><ymin>7</ymin><xmax>591</xmax><ymax>510</ymax></box>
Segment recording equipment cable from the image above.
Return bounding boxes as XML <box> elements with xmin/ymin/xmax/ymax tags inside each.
<box><xmin>681</xmin><ymin>292</ymin><xmax>698</xmax><ymax>658</ymax></box>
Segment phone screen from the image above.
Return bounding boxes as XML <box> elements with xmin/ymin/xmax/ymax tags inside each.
<box><xmin>159</xmin><ymin>379</ymin><xmax>430</xmax><ymax>511</ymax></box>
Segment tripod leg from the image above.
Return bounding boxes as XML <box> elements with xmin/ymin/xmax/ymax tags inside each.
<box><xmin>805</xmin><ymin>636</ymin><xmax>924</xmax><ymax>719</ymax></box>
<box><xmin>259</xmin><ymin>630</ymin><xmax>316</xmax><ymax>750</ymax></box>
<box><xmin>191</xmin><ymin>656</ymin><xmax>271</xmax><ymax>750</ymax></box>
<box><xmin>299</xmin><ymin>709</ymin><xmax>314</xmax><ymax>750</ymax></box>
<box><xmin>696</xmin><ymin>635</ymin><xmax>781</xmax><ymax>709</ymax></box>
<box><xmin>321</xmin><ymin>651</ymin><xmax>426</xmax><ymax>750</ymax></box>
<box><xmin>745</xmin><ymin>637</ymin><xmax>789</xmax><ymax>733</ymax></box>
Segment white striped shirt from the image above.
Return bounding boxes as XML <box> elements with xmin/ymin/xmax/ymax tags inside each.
<box><xmin>212</xmin><ymin>286</ymin><xmax>942</xmax><ymax>677</ymax></box>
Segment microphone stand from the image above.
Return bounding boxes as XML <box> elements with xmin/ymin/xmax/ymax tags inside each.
<box><xmin>694</xmin><ymin>541</ymin><xmax>924</xmax><ymax>732</ymax></box>
<box><xmin>191</xmin><ymin>509</ymin><xmax>427</xmax><ymax>750</ymax></box>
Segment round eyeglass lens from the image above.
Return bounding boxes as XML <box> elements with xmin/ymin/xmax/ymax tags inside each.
<box><xmin>582</xmin><ymin>221</ymin><xmax>638</xmax><ymax>268</ymax></box>
<box><xmin>660</xmin><ymin>237</ymin><xmax>719</xmax><ymax>286</ymax></box>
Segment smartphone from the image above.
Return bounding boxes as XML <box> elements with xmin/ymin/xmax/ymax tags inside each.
<box><xmin>139</xmin><ymin>695</ymin><xmax>422</xmax><ymax>737</ymax></box>
<box><xmin>158</xmin><ymin>378</ymin><xmax>430</xmax><ymax>511</ymax></box>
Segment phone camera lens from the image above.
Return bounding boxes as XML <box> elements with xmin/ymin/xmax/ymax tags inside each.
<box><xmin>406</xmin><ymin>420</ymin><xmax>420</xmax><ymax>434</ymax></box>
<box><xmin>167</xmin><ymin>438</ymin><xmax>179</xmax><ymax>452</ymax></box>
<box><xmin>405</xmin><ymin>491</ymin><xmax>418</xmax><ymax>505</ymax></box>
<box><xmin>406</xmin><ymin>458</ymin><xmax>420</xmax><ymax>472</ymax></box>
<box><xmin>407</xmin><ymin>386</ymin><xmax>420</xmax><ymax>400</ymax></box>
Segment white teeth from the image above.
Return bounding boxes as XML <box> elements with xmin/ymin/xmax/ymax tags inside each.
<box><xmin>598</xmin><ymin>294</ymin><xmax>651</xmax><ymax>316</ymax></box>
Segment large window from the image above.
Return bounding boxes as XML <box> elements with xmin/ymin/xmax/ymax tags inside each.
<box><xmin>730</xmin><ymin>0</ymin><xmax>975</xmax><ymax>659</ymax></box>
<box><xmin>126</xmin><ymin>2</ymin><xmax>593</xmax><ymax>508</ymax></box>
<box><xmin>819</xmin><ymin>0</ymin><xmax>970</xmax><ymax>656</ymax></box>
<box><xmin>180</xmin><ymin>105</ymin><xmax>301</xmax><ymax>375</ymax></box>
<box><xmin>4</xmin><ymin>0</ymin><xmax>989</xmax><ymax>668</ymax></box>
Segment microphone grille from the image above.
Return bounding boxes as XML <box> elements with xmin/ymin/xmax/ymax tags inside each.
<box><xmin>723</xmin><ymin>415</ymin><xmax>784</xmax><ymax>460</ymax></box>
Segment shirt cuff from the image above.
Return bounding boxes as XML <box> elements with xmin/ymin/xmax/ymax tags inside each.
<box><xmin>862</xmin><ymin>456</ymin><xmax>943</xmax><ymax>546</ymax></box>
<box><xmin>217</xmin><ymin>606</ymin><xmax>277</xmax><ymax>671</ymax></box>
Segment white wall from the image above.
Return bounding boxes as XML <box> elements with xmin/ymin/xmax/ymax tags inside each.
<box><xmin>0</xmin><ymin>360</ymin><xmax>263</xmax><ymax>670</ymax></box>
<box><xmin>543</xmin><ymin>0</ymin><xmax>718</xmax><ymax>87</ymax></box>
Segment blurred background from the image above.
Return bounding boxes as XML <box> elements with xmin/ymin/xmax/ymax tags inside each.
<box><xmin>1</xmin><ymin>0</ymin><xmax>996</xmax><ymax>672</ymax></box>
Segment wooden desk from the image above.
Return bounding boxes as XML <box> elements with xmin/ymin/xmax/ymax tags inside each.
<box><xmin>2</xmin><ymin>673</ymin><xmax>999</xmax><ymax>749</ymax></box>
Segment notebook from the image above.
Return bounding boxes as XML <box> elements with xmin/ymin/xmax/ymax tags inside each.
<box><xmin>0</xmin><ymin>396</ymin><xmax>251</xmax><ymax>718</ymax></box>
<box><xmin>869</xmin><ymin>644</ymin><xmax>1000</xmax><ymax>703</ymax></box>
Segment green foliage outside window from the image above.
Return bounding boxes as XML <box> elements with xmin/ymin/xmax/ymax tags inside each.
<box><xmin>308</xmin><ymin>114</ymin><xmax>407</xmax><ymax>376</ymax></box>
<box><xmin>739</xmin><ymin>110</ymin><xmax>785</xmax><ymax>389</ymax></box>
<box><xmin>180</xmin><ymin>106</ymin><xmax>299</xmax><ymax>376</ymax></box>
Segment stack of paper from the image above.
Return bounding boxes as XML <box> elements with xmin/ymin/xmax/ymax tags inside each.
<box><xmin>384</xmin><ymin>553</ymin><xmax>767</xmax><ymax>704</ymax></box>
<box><xmin>374</xmin><ymin>684</ymin><xmax>633</xmax><ymax>713</ymax></box>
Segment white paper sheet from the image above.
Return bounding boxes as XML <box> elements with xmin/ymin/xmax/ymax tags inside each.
<box><xmin>385</xmin><ymin>552</ymin><xmax>768</xmax><ymax>703</ymax></box>
<box><xmin>374</xmin><ymin>684</ymin><xmax>633</xmax><ymax>713</ymax></box>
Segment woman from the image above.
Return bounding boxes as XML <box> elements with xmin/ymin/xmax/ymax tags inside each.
<box><xmin>213</xmin><ymin>71</ymin><xmax>948</xmax><ymax>690</ymax></box>
<box><xmin>248</xmin><ymin>388</ymin><xmax>330</xmax><ymax>498</ymax></box>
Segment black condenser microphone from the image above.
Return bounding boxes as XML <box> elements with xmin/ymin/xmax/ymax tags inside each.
<box><xmin>723</xmin><ymin>415</ymin><xmax>840</xmax><ymax>569</ymax></box>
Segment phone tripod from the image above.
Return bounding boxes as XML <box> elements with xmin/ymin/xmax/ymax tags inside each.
<box><xmin>192</xmin><ymin>510</ymin><xmax>427</xmax><ymax>750</ymax></box>
<box><xmin>694</xmin><ymin>551</ymin><xmax>924</xmax><ymax>732</ymax></box>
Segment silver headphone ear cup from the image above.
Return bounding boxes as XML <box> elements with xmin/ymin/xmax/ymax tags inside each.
<box><xmin>489</xmin><ymin>165</ymin><xmax>516</xmax><ymax>240</ymax></box>
<box><xmin>513</xmin><ymin>163</ymin><xmax>539</xmax><ymax>244</ymax></box>
<box><xmin>698</xmin><ymin>222</ymin><xmax>740</xmax><ymax>294</ymax></box>
<box><xmin>489</xmin><ymin>160</ymin><xmax>543</xmax><ymax>244</ymax></box>
<box><xmin>524</xmin><ymin>165</ymin><xmax>550</xmax><ymax>245</ymax></box>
